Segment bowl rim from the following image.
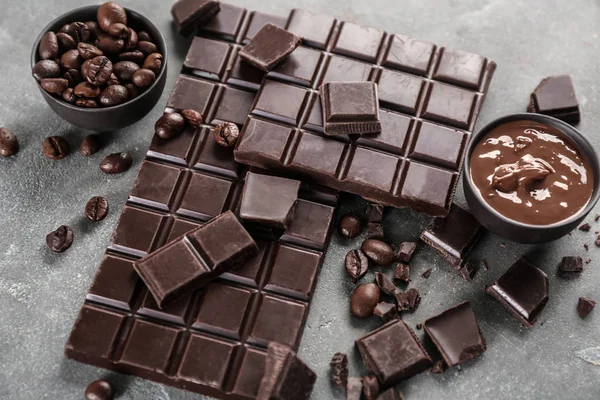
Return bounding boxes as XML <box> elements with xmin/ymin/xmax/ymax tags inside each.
<box><xmin>30</xmin><ymin>4</ymin><xmax>168</xmax><ymax>113</ymax></box>
<box><xmin>463</xmin><ymin>112</ymin><xmax>600</xmax><ymax>230</ymax></box>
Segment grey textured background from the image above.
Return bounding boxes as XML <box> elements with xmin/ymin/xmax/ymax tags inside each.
<box><xmin>1</xmin><ymin>0</ymin><xmax>599</xmax><ymax>399</ymax></box>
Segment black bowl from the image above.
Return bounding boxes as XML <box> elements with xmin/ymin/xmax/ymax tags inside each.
<box><xmin>31</xmin><ymin>5</ymin><xmax>167</xmax><ymax>131</ymax></box>
<box><xmin>464</xmin><ymin>113</ymin><xmax>600</xmax><ymax>244</ymax></box>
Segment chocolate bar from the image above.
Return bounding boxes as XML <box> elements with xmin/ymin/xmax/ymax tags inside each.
<box><xmin>528</xmin><ymin>75</ymin><xmax>580</xmax><ymax>124</ymax></box>
<box><xmin>134</xmin><ymin>211</ymin><xmax>258</xmax><ymax>308</ymax></box>
<box><xmin>239</xmin><ymin>23</ymin><xmax>302</xmax><ymax>72</ymax></box>
<box><xmin>171</xmin><ymin>0</ymin><xmax>221</xmax><ymax>35</ymax></box>
<box><xmin>233</xmin><ymin>12</ymin><xmax>496</xmax><ymax>216</ymax></box>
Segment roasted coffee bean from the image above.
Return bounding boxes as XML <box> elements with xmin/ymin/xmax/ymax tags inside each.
<box><xmin>125</xmin><ymin>83</ymin><xmax>139</xmax><ymax>99</ymax></box>
<box><xmin>46</xmin><ymin>225</ymin><xmax>74</xmax><ymax>253</ymax></box>
<box><xmin>60</xmin><ymin>49</ymin><xmax>82</xmax><ymax>70</ymax></box>
<box><xmin>39</xmin><ymin>31</ymin><xmax>59</xmax><ymax>60</ymax></box>
<box><xmin>65</xmin><ymin>22</ymin><xmax>91</xmax><ymax>44</ymax></box>
<box><xmin>56</xmin><ymin>32</ymin><xmax>76</xmax><ymax>51</ymax></box>
<box><xmin>132</xmin><ymin>68</ymin><xmax>155</xmax><ymax>88</ymax></box>
<box><xmin>64</xmin><ymin>69</ymin><xmax>82</xmax><ymax>87</ymax></box>
<box><xmin>106</xmin><ymin>73</ymin><xmax>120</xmax><ymax>86</ymax></box>
<box><xmin>142</xmin><ymin>53</ymin><xmax>163</xmax><ymax>75</ymax></box>
<box><xmin>75</xmin><ymin>82</ymin><xmax>101</xmax><ymax>98</ymax></box>
<box><xmin>119</xmin><ymin>50</ymin><xmax>145</xmax><ymax>65</ymax></box>
<box><xmin>85</xmin><ymin>56</ymin><xmax>113</xmax><ymax>86</ymax></box>
<box><xmin>32</xmin><ymin>60</ymin><xmax>61</xmax><ymax>81</ymax></box>
<box><xmin>181</xmin><ymin>109</ymin><xmax>203</xmax><ymax>127</ymax></box>
<box><xmin>99</xmin><ymin>85</ymin><xmax>129</xmax><ymax>107</ymax></box>
<box><xmin>213</xmin><ymin>122</ymin><xmax>239</xmax><ymax>147</ymax></box>
<box><xmin>84</xmin><ymin>21</ymin><xmax>101</xmax><ymax>38</ymax></box>
<box><xmin>96</xmin><ymin>32</ymin><xmax>124</xmax><ymax>55</ymax></box>
<box><xmin>0</xmin><ymin>128</ymin><xmax>19</xmax><ymax>157</ymax></box>
<box><xmin>137</xmin><ymin>31</ymin><xmax>153</xmax><ymax>42</ymax></box>
<box><xmin>80</xmin><ymin>134</ymin><xmax>101</xmax><ymax>156</ymax></box>
<box><xmin>100</xmin><ymin>152</ymin><xmax>132</xmax><ymax>174</ymax></box>
<box><xmin>85</xmin><ymin>196</ymin><xmax>109</xmax><ymax>222</ymax></box>
<box><xmin>42</xmin><ymin>136</ymin><xmax>70</xmax><ymax>160</ymax></box>
<box><xmin>345</xmin><ymin>249</ymin><xmax>369</xmax><ymax>282</ymax></box>
<box><xmin>62</xmin><ymin>88</ymin><xmax>78</xmax><ymax>104</ymax></box>
<box><xmin>40</xmin><ymin>78</ymin><xmax>69</xmax><ymax>94</ymax></box>
<box><xmin>350</xmin><ymin>283</ymin><xmax>380</xmax><ymax>318</ymax></box>
<box><xmin>85</xmin><ymin>380</ymin><xmax>114</xmax><ymax>400</ymax></box>
<box><xmin>155</xmin><ymin>113</ymin><xmax>186</xmax><ymax>140</ymax></box>
<box><xmin>76</xmin><ymin>98</ymin><xmax>98</xmax><ymax>108</ymax></box>
<box><xmin>59</xmin><ymin>24</ymin><xmax>70</xmax><ymax>33</ymax></box>
<box><xmin>113</xmin><ymin>61</ymin><xmax>139</xmax><ymax>82</ymax></box>
<box><xmin>137</xmin><ymin>40</ymin><xmax>158</xmax><ymax>56</ymax></box>
<box><xmin>361</xmin><ymin>239</ymin><xmax>394</xmax><ymax>265</ymax></box>
<box><xmin>77</xmin><ymin>42</ymin><xmax>103</xmax><ymax>60</ymax></box>
<box><xmin>339</xmin><ymin>213</ymin><xmax>362</xmax><ymax>238</ymax></box>
<box><xmin>107</xmin><ymin>22</ymin><xmax>129</xmax><ymax>38</ymax></box>
<box><xmin>98</xmin><ymin>2</ymin><xmax>127</xmax><ymax>34</ymax></box>
<box><xmin>124</xmin><ymin>28</ymin><xmax>138</xmax><ymax>50</ymax></box>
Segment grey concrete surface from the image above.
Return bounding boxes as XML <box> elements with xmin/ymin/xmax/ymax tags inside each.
<box><xmin>1</xmin><ymin>0</ymin><xmax>599</xmax><ymax>399</ymax></box>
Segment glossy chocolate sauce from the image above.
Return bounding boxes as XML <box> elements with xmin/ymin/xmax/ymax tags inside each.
<box><xmin>470</xmin><ymin>120</ymin><xmax>593</xmax><ymax>225</ymax></box>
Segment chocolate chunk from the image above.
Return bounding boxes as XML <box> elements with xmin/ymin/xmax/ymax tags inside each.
<box><xmin>366</xmin><ymin>222</ymin><xmax>385</xmax><ymax>239</ymax></box>
<box><xmin>376</xmin><ymin>387</ymin><xmax>405</xmax><ymax>400</ymax></box>
<box><xmin>85</xmin><ymin>379</ymin><xmax>114</xmax><ymax>400</ymax></box>
<box><xmin>394</xmin><ymin>263</ymin><xmax>411</xmax><ymax>282</ymax></box>
<box><xmin>578</xmin><ymin>297</ymin><xmax>596</xmax><ymax>319</ymax></box>
<box><xmin>420</xmin><ymin>204</ymin><xmax>484</xmax><ymax>269</ymax></box>
<box><xmin>584</xmin><ymin>243</ymin><xmax>589</xmax><ymax>251</ymax></box>
<box><xmin>424</xmin><ymin>301</ymin><xmax>486</xmax><ymax>367</ymax></box>
<box><xmin>430</xmin><ymin>360</ymin><xmax>446</xmax><ymax>374</ymax></box>
<box><xmin>487</xmin><ymin>257</ymin><xmax>549</xmax><ymax>327</ymax></box>
<box><xmin>559</xmin><ymin>256</ymin><xmax>584</xmax><ymax>274</ymax></box>
<box><xmin>320</xmin><ymin>81</ymin><xmax>382</xmax><ymax>135</ymax></box>
<box><xmin>356</xmin><ymin>320</ymin><xmax>432</xmax><ymax>385</ymax></box>
<box><xmin>240</xmin><ymin>172</ymin><xmax>300</xmax><ymax>229</ymax></box>
<box><xmin>528</xmin><ymin>75</ymin><xmax>580</xmax><ymax>124</ymax></box>
<box><xmin>458</xmin><ymin>262</ymin><xmax>477</xmax><ymax>281</ymax></box>
<box><xmin>46</xmin><ymin>225</ymin><xmax>74</xmax><ymax>253</ymax></box>
<box><xmin>579</xmin><ymin>223</ymin><xmax>591</xmax><ymax>232</ymax></box>
<box><xmin>345</xmin><ymin>249</ymin><xmax>369</xmax><ymax>282</ymax></box>
<box><xmin>365</xmin><ymin>203</ymin><xmax>384</xmax><ymax>222</ymax></box>
<box><xmin>257</xmin><ymin>342</ymin><xmax>316</xmax><ymax>400</ymax></box>
<box><xmin>351</xmin><ymin>283</ymin><xmax>381</xmax><ymax>318</ymax></box>
<box><xmin>373</xmin><ymin>302</ymin><xmax>400</xmax><ymax>322</ymax></box>
<box><xmin>395</xmin><ymin>288</ymin><xmax>420</xmax><ymax>312</ymax></box>
<box><xmin>362</xmin><ymin>374</ymin><xmax>380</xmax><ymax>400</ymax></box>
<box><xmin>171</xmin><ymin>0</ymin><xmax>221</xmax><ymax>35</ymax></box>
<box><xmin>416</xmin><ymin>323</ymin><xmax>422</xmax><ymax>330</ymax></box>
<box><xmin>420</xmin><ymin>268</ymin><xmax>431</xmax><ymax>279</ymax></box>
<box><xmin>396</xmin><ymin>242</ymin><xmax>417</xmax><ymax>262</ymax></box>
<box><xmin>339</xmin><ymin>213</ymin><xmax>362</xmax><ymax>238</ymax></box>
<box><xmin>362</xmin><ymin>239</ymin><xmax>394</xmax><ymax>265</ymax></box>
<box><xmin>375</xmin><ymin>272</ymin><xmax>399</xmax><ymax>296</ymax></box>
<box><xmin>329</xmin><ymin>352</ymin><xmax>348</xmax><ymax>389</ymax></box>
<box><xmin>85</xmin><ymin>196</ymin><xmax>109</xmax><ymax>222</ymax></box>
<box><xmin>239</xmin><ymin>23</ymin><xmax>301</xmax><ymax>72</ymax></box>
<box><xmin>346</xmin><ymin>378</ymin><xmax>363</xmax><ymax>400</ymax></box>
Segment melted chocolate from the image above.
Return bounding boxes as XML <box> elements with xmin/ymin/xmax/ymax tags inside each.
<box><xmin>470</xmin><ymin>120</ymin><xmax>593</xmax><ymax>225</ymax></box>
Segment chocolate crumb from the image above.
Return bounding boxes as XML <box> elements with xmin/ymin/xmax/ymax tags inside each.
<box><xmin>416</xmin><ymin>323</ymin><xmax>423</xmax><ymax>330</ymax></box>
<box><xmin>584</xmin><ymin>244</ymin><xmax>589</xmax><ymax>251</ymax></box>
<box><xmin>458</xmin><ymin>262</ymin><xmax>477</xmax><ymax>281</ymax></box>
<box><xmin>430</xmin><ymin>360</ymin><xmax>446</xmax><ymax>374</ymax></box>
<box><xmin>421</xmin><ymin>268</ymin><xmax>431</xmax><ymax>279</ymax></box>
<box><xmin>396</xmin><ymin>288</ymin><xmax>420</xmax><ymax>312</ymax></box>
<box><xmin>329</xmin><ymin>352</ymin><xmax>348</xmax><ymax>389</ymax></box>
<box><xmin>585</xmin><ymin>258</ymin><xmax>592</xmax><ymax>264</ymax></box>
<box><xmin>595</xmin><ymin>214</ymin><xmax>600</xmax><ymax>222</ymax></box>
<box><xmin>595</xmin><ymin>236</ymin><xmax>600</xmax><ymax>247</ymax></box>
<box><xmin>373</xmin><ymin>302</ymin><xmax>400</xmax><ymax>322</ymax></box>
<box><xmin>500</xmin><ymin>243</ymin><xmax>506</xmax><ymax>249</ymax></box>
<box><xmin>579</xmin><ymin>223</ymin><xmax>591</xmax><ymax>232</ymax></box>
<box><xmin>393</xmin><ymin>263</ymin><xmax>410</xmax><ymax>282</ymax></box>
<box><xmin>577</xmin><ymin>297</ymin><xmax>596</xmax><ymax>319</ymax></box>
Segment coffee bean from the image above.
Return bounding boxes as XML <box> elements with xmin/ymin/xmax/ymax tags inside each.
<box><xmin>106</xmin><ymin>73</ymin><xmax>120</xmax><ymax>86</ymax></box>
<box><xmin>96</xmin><ymin>32</ymin><xmax>124</xmax><ymax>55</ymax></box>
<box><xmin>119</xmin><ymin>50</ymin><xmax>145</xmax><ymax>65</ymax></box>
<box><xmin>62</xmin><ymin>88</ymin><xmax>78</xmax><ymax>104</ymax></box>
<box><xmin>85</xmin><ymin>380</ymin><xmax>115</xmax><ymax>400</ymax></box>
<box><xmin>345</xmin><ymin>249</ymin><xmax>369</xmax><ymax>282</ymax></box>
<box><xmin>75</xmin><ymin>82</ymin><xmax>101</xmax><ymax>98</ymax></box>
<box><xmin>181</xmin><ymin>109</ymin><xmax>204</xmax><ymax>128</ymax></box>
<box><xmin>142</xmin><ymin>53</ymin><xmax>163</xmax><ymax>75</ymax></box>
<box><xmin>155</xmin><ymin>113</ymin><xmax>186</xmax><ymax>140</ymax></box>
<box><xmin>99</xmin><ymin>85</ymin><xmax>129</xmax><ymax>107</ymax></box>
<box><xmin>42</xmin><ymin>136</ymin><xmax>70</xmax><ymax>160</ymax></box>
<box><xmin>85</xmin><ymin>56</ymin><xmax>113</xmax><ymax>86</ymax></box>
<box><xmin>32</xmin><ymin>60</ymin><xmax>61</xmax><ymax>81</ymax></box>
<box><xmin>39</xmin><ymin>31</ymin><xmax>59</xmax><ymax>60</ymax></box>
<box><xmin>59</xmin><ymin>24</ymin><xmax>70</xmax><ymax>34</ymax></box>
<box><xmin>64</xmin><ymin>69</ymin><xmax>82</xmax><ymax>87</ymax></box>
<box><xmin>361</xmin><ymin>239</ymin><xmax>394</xmax><ymax>266</ymax></box>
<box><xmin>65</xmin><ymin>22</ymin><xmax>91</xmax><ymax>44</ymax></box>
<box><xmin>375</xmin><ymin>272</ymin><xmax>399</xmax><ymax>296</ymax></box>
<box><xmin>40</xmin><ymin>78</ymin><xmax>69</xmax><ymax>94</ymax></box>
<box><xmin>60</xmin><ymin>49</ymin><xmax>82</xmax><ymax>70</ymax></box>
<box><xmin>84</xmin><ymin>21</ymin><xmax>101</xmax><ymax>38</ymax></box>
<box><xmin>46</xmin><ymin>225</ymin><xmax>74</xmax><ymax>253</ymax></box>
<box><xmin>107</xmin><ymin>23</ymin><xmax>129</xmax><ymax>38</ymax></box>
<box><xmin>124</xmin><ymin>28</ymin><xmax>138</xmax><ymax>50</ymax></box>
<box><xmin>113</xmin><ymin>61</ymin><xmax>139</xmax><ymax>82</ymax></box>
<box><xmin>80</xmin><ymin>134</ymin><xmax>101</xmax><ymax>156</ymax></box>
<box><xmin>56</xmin><ymin>32</ymin><xmax>76</xmax><ymax>51</ymax></box>
<box><xmin>137</xmin><ymin>31</ymin><xmax>153</xmax><ymax>43</ymax></box>
<box><xmin>98</xmin><ymin>2</ymin><xmax>127</xmax><ymax>34</ymax></box>
<box><xmin>77</xmin><ymin>42</ymin><xmax>103</xmax><ymax>60</ymax></box>
<box><xmin>0</xmin><ymin>128</ymin><xmax>19</xmax><ymax>157</ymax></box>
<box><xmin>213</xmin><ymin>122</ymin><xmax>239</xmax><ymax>147</ymax></box>
<box><xmin>76</xmin><ymin>98</ymin><xmax>99</xmax><ymax>108</ymax></box>
<box><xmin>100</xmin><ymin>152</ymin><xmax>132</xmax><ymax>174</ymax></box>
<box><xmin>350</xmin><ymin>283</ymin><xmax>380</xmax><ymax>318</ymax></box>
<box><xmin>132</xmin><ymin>68</ymin><xmax>155</xmax><ymax>89</ymax></box>
<box><xmin>137</xmin><ymin>41</ymin><xmax>158</xmax><ymax>56</ymax></box>
<box><xmin>339</xmin><ymin>213</ymin><xmax>362</xmax><ymax>238</ymax></box>
<box><xmin>85</xmin><ymin>196</ymin><xmax>109</xmax><ymax>222</ymax></box>
<box><xmin>125</xmin><ymin>83</ymin><xmax>139</xmax><ymax>99</ymax></box>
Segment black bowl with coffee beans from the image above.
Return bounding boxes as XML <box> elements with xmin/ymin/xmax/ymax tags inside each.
<box><xmin>31</xmin><ymin>2</ymin><xmax>167</xmax><ymax>131</ymax></box>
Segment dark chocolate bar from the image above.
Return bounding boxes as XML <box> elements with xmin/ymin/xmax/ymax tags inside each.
<box><xmin>528</xmin><ymin>75</ymin><xmax>580</xmax><ymax>124</ymax></box>
<box><xmin>171</xmin><ymin>0</ymin><xmax>221</xmax><ymax>36</ymax></box>
<box><xmin>239</xmin><ymin>23</ymin><xmax>302</xmax><ymax>72</ymax></box>
<box><xmin>134</xmin><ymin>211</ymin><xmax>258</xmax><ymax>308</ymax></box>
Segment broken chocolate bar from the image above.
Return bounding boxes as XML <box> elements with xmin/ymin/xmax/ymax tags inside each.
<box><xmin>171</xmin><ymin>0</ymin><xmax>221</xmax><ymax>35</ymax></box>
<box><xmin>528</xmin><ymin>75</ymin><xmax>580</xmax><ymax>124</ymax></box>
<box><xmin>239</xmin><ymin>23</ymin><xmax>301</xmax><ymax>71</ymax></box>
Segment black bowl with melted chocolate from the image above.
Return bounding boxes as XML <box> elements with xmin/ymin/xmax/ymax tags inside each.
<box><xmin>464</xmin><ymin>113</ymin><xmax>600</xmax><ymax>243</ymax></box>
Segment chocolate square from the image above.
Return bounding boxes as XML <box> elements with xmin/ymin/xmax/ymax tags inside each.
<box><xmin>252</xmin><ymin>80</ymin><xmax>310</xmax><ymax>125</ymax></box>
<box><xmin>243</xmin><ymin>11</ymin><xmax>287</xmax><ymax>42</ymax></box>
<box><xmin>434</xmin><ymin>49</ymin><xmax>486</xmax><ymax>90</ymax></box>
<box><xmin>269</xmin><ymin>46</ymin><xmax>324</xmax><ymax>88</ymax></box>
<box><xmin>148</xmin><ymin>125</ymin><xmax>198</xmax><ymax>166</ymax></box>
<box><xmin>356</xmin><ymin>110</ymin><xmax>413</xmax><ymax>155</ymax></box>
<box><xmin>211</xmin><ymin>86</ymin><xmax>256</xmax><ymax>126</ymax></box>
<box><xmin>167</xmin><ymin>75</ymin><xmax>216</xmax><ymax>113</ymax></box>
<box><xmin>248</xmin><ymin>294</ymin><xmax>308</xmax><ymax>348</ymax></box>
<box><xmin>166</xmin><ymin>218</ymin><xmax>202</xmax><ymax>244</ymax></box>
<box><xmin>400</xmin><ymin>162</ymin><xmax>457</xmax><ymax>216</ymax></box>
<box><xmin>408</xmin><ymin>121</ymin><xmax>467</xmax><ymax>170</ymax></box>
<box><xmin>109</xmin><ymin>206</ymin><xmax>168</xmax><ymax>257</ymax></box>
<box><xmin>129</xmin><ymin>160</ymin><xmax>183</xmax><ymax>211</ymax></box>
<box><xmin>239</xmin><ymin>23</ymin><xmax>302</xmax><ymax>72</ymax></box>
<box><xmin>320</xmin><ymin>55</ymin><xmax>372</xmax><ymax>84</ymax></box>
<box><xmin>194</xmin><ymin>128</ymin><xmax>239</xmax><ymax>178</ymax></box>
<box><xmin>280</xmin><ymin>199</ymin><xmax>336</xmax><ymax>250</ymax></box>
<box><xmin>377</xmin><ymin>69</ymin><xmax>426</xmax><ymax>115</ymax></box>
<box><xmin>137</xmin><ymin>290</ymin><xmax>194</xmax><ymax>325</ymax></box>
<box><xmin>346</xmin><ymin>147</ymin><xmax>401</xmax><ymax>193</ymax></box>
<box><xmin>422</xmin><ymin>82</ymin><xmax>478</xmax><ymax>129</ymax></box>
<box><xmin>199</xmin><ymin>3</ymin><xmax>246</xmax><ymax>42</ymax></box>
<box><xmin>177</xmin><ymin>172</ymin><xmax>235</xmax><ymax>220</ymax></box>
<box><xmin>87</xmin><ymin>255</ymin><xmax>139</xmax><ymax>311</ymax></box>
<box><xmin>231</xmin><ymin>347</ymin><xmax>267</xmax><ymax>398</ymax></box>
<box><xmin>184</xmin><ymin>36</ymin><xmax>231</xmax><ymax>80</ymax></box>
<box><xmin>383</xmin><ymin>34</ymin><xmax>436</xmax><ymax>76</ymax></box>
<box><xmin>235</xmin><ymin>118</ymin><xmax>292</xmax><ymax>168</ymax></box>
<box><xmin>264</xmin><ymin>244</ymin><xmax>322</xmax><ymax>300</ymax></box>
<box><xmin>285</xmin><ymin>9</ymin><xmax>337</xmax><ymax>49</ymax></box>
<box><xmin>332</xmin><ymin>22</ymin><xmax>385</xmax><ymax>62</ymax></box>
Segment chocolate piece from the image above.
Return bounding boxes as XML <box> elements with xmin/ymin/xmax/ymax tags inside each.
<box><xmin>134</xmin><ymin>211</ymin><xmax>258</xmax><ymax>307</ymax></box>
<box><xmin>416</xmin><ymin>323</ymin><xmax>422</xmax><ymax>330</ymax></box>
<box><xmin>579</xmin><ymin>223</ymin><xmax>591</xmax><ymax>232</ymax></box>
<box><xmin>351</xmin><ymin>283</ymin><xmax>381</xmax><ymax>318</ymax></box>
<box><xmin>356</xmin><ymin>320</ymin><xmax>432</xmax><ymax>385</ymax></box>
<box><xmin>330</xmin><ymin>352</ymin><xmax>348</xmax><ymax>389</ymax></box>
<box><xmin>239</xmin><ymin>23</ymin><xmax>301</xmax><ymax>72</ymax></box>
<box><xmin>395</xmin><ymin>288</ymin><xmax>420</xmax><ymax>312</ymax></box>
<box><xmin>559</xmin><ymin>256</ymin><xmax>584</xmax><ymax>274</ymax></box>
<box><xmin>345</xmin><ymin>249</ymin><xmax>369</xmax><ymax>282</ymax></box>
<box><xmin>578</xmin><ymin>297</ymin><xmax>596</xmax><ymax>319</ymax></box>
<box><xmin>362</xmin><ymin>374</ymin><xmax>380</xmax><ymax>400</ymax></box>
<box><xmin>366</xmin><ymin>222</ymin><xmax>385</xmax><ymax>239</ymax></box>
<box><xmin>487</xmin><ymin>257</ymin><xmax>549</xmax><ymax>327</ymax></box>
<box><xmin>430</xmin><ymin>360</ymin><xmax>446</xmax><ymax>374</ymax></box>
<box><xmin>365</xmin><ymin>203</ymin><xmax>384</xmax><ymax>222</ymax></box>
<box><xmin>584</xmin><ymin>243</ymin><xmax>589</xmax><ymax>251</ymax></box>
<box><xmin>320</xmin><ymin>81</ymin><xmax>382</xmax><ymax>135</ymax></box>
<box><xmin>362</xmin><ymin>239</ymin><xmax>394</xmax><ymax>265</ymax></box>
<box><xmin>420</xmin><ymin>204</ymin><xmax>483</xmax><ymax>269</ymax></box>
<box><xmin>528</xmin><ymin>75</ymin><xmax>580</xmax><ymax>124</ymax></box>
<box><xmin>373</xmin><ymin>302</ymin><xmax>400</xmax><ymax>322</ymax></box>
<box><xmin>346</xmin><ymin>378</ymin><xmax>363</xmax><ymax>400</ymax></box>
<box><xmin>420</xmin><ymin>268</ymin><xmax>431</xmax><ymax>279</ymax></box>
<box><xmin>377</xmin><ymin>388</ymin><xmax>405</xmax><ymax>400</ymax></box>
<box><xmin>257</xmin><ymin>342</ymin><xmax>316</xmax><ymax>400</ymax></box>
<box><xmin>240</xmin><ymin>172</ymin><xmax>300</xmax><ymax>229</ymax></box>
<box><xmin>458</xmin><ymin>262</ymin><xmax>477</xmax><ymax>281</ymax></box>
<box><xmin>396</xmin><ymin>242</ymin><xmax>417</xmax><ymax>262</ymax></box>
<box><xmin>375</xmin><ymin>272</ymin><xmax>399</xmax><ymax>296</ymax></box>
<box><xmin>171</xmin><ymin>0</ymin><xmax>221</xmax><ymax>35</ymax></box>
<box><xmin>339</xmin><ymin>213</ymin><xmax>362</xmax><ymax>238</ymax></box>
<box><xmin>394</xmin><ymin>263</ymin><xmax>410</xmax><ymax>282</ymax></box>
<box><xmin>424</xmin><ymin>301</ymin><xmax>486</xmax><ymax>367</ymax></box>
<box><xmin>85</xmin><ymin>380</ymin><xmax>114</xmax><ymax>400</ymax></box>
